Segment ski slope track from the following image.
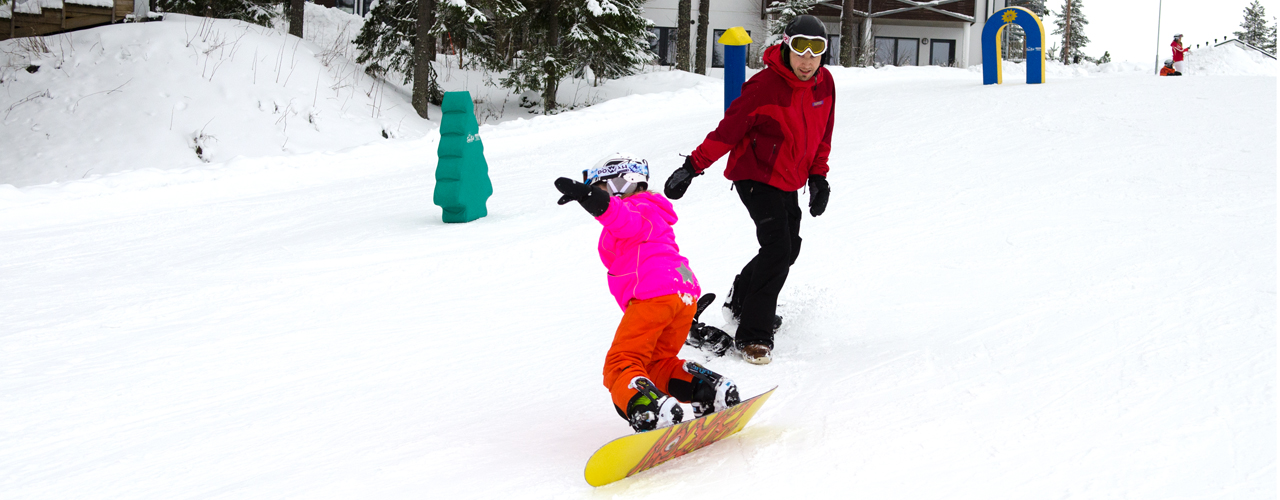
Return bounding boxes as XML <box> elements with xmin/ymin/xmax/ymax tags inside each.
<box><xmin>1</xmin><ymin>62</ymin><xmax>1275</xmax><ymax>497</ymax></box>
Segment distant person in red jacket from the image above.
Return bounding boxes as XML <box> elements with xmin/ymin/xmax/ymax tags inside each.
<box><xmin>1160</xmin><ymin>59</ymin><xmax>1182</xmax><ymax>76</ymax></box>
<box><xmin>1171</xmin><ymin>34</ymin><xmax>1190</xmax><ymax>74</ymax></box>
<box><xmin>663</xmin><ymin>15</ymin><xmax>835</xmax><ymax>365</ymax></box>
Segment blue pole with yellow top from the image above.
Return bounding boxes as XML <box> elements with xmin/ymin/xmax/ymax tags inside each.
<box><xmin>719</xmin><ymin>27</ymin><xmax>753</xmax><ymax>111</ymax></box>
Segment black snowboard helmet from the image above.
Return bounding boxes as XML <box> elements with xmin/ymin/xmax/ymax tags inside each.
<box><xmin>780</xmin><ymin>15</ymin><xmax>830</xmax><ymax>69</ymax></box>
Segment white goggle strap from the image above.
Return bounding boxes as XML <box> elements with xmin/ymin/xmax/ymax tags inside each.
<box><xmin>604</xmin><ymin>177</ymin><xmax>635</xmax><ymax>196</ymax></box>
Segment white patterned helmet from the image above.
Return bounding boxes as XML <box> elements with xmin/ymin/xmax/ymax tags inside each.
<box><xmin>584</xmin><ymin>154</ymin><xmax>650</xmax><ymax>196</ymax></box>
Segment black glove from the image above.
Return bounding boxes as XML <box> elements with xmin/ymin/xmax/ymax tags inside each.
<box><xmin>663</xmin><ymin>156</ymin><xmax>702</xmax><ymax>200</ymax></box>
<box><xmin>808</xmin><ymin>174</ymin><xmax>830</xmax><ymax>217</ymax></box>
<box><xmin>555</xmin><ymin>177</ymin><xmax>610</xmax><ymax>217</ymax></box>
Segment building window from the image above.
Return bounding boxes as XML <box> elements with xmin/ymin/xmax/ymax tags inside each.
<box><xmin>336</xmin><ymin>0</ymin><xmax>374</xmax><ymax>16</ymax></box>
<box><xmin>649</xmin><ymin>27</ymin><xmax>678</xmax><ymax>66</ymax></box>
<box><xmin>874</xmin><ymin>37</ymin><xmax>919</xmax><ymax>66</ymax></box>
<box><xmin>712</xmin><ymin>29</ymin><xmax>752</xmax><ymax>68</ymax></box>
<box><xmin>929</xmin><ymin>39</ymin><xmax>956</xmax><ymax>66</ymax></box>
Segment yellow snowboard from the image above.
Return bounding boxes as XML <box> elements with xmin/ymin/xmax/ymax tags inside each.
<box><xmin>584</xmin><ymin>386</ymin><xmax>777</xmax><ymax>487</ymax></box>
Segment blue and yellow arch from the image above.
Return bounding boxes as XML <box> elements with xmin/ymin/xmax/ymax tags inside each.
<box><xmin>982</xmin><ymin>7</ymin><xmax>1046</xmax><ymax>85</ymax></box>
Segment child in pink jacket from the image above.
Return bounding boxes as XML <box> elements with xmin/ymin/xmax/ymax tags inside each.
<box><xmin>554</xmin><ymin>154</ymin><xmax>741</xmax><ymax>432</ymax></box>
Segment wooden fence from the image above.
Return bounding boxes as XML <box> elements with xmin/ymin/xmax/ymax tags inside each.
<box><xmin>2</xmin><ymin>0</ymin><xmax>133</xmax><ymax>42</ymax></box>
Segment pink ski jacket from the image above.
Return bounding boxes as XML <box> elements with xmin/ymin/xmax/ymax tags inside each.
<box><xmin>595</xmin><ymin>191</ymin><xmax>701</xmax><ymax>311</ymax></box>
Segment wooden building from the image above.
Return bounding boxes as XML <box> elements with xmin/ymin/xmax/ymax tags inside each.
<box><xmin>2</xmin><ymin>0</ymin><xmax>134</xmax><ymax>42</ymax></box>
<box><xmin>645</xmin><ymin>0</ymin><xmax>1015</xmax><ymax>69</ymax></box>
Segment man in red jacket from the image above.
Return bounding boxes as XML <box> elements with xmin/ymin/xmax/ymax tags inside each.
<box><xmin>664</xmin><ymin>15</ymin><xmax>835</xmax><ymax>365</ymax></box>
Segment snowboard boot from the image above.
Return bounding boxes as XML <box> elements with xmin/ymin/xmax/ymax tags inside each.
<box><xmin>682</xmin><ymin>361</ymin><xmax>741</xmax><ymax>418</ymax></box>
<box><xmin>686</xmin><ymin>322</ymin><xmax>734</xmax><ymax>357</ymax></box>
<box><xmin>625</xmin><ymin>376</ymin><xmax>683</xmax><ymax>432</ymax></box>
<box><xmin>739</xmin><ymin>343</ymin><xmax>772</xmax><ymax>365</ymax></box>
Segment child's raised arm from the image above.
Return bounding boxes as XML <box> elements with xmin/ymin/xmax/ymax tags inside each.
<box><xmin>555</xmin><ymin>177</ymin><xmax>610</xmax><ymax>217</ymax></box>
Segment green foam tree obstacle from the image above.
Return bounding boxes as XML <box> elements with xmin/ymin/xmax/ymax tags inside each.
<box><xmin>434</xmin><ymin>91</ymin><xmax>493</xmax><ymax>223</ymax></box>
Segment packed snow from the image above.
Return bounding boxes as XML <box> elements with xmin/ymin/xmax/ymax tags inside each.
<box><xmin>0</xmin><ymin>9</ymin><xmax>1275</xmax><ymax>499</ymax></box>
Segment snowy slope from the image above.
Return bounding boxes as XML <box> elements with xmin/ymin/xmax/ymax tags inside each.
<box><xmin>0</xmin><ymin>13</ymin><xmax>438</xmax><ymax>187</ymax></box>
<box><xmin>1</xmin><ymin>38</ymin><xmax>1276</xmax><ymax>499</ymax></box>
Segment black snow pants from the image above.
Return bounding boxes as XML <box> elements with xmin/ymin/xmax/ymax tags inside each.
<box><xmin>731</xmin><ymin>179</ymin><xmax>803</xmax><ymax>349</ymax></box>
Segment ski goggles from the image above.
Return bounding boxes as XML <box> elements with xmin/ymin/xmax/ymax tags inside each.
<box><xmin>784</xmin><ymin>34</ymin><xmax>827</xmax><ymax>57</ymax></box>
<box><xmin>600</xmin><ymin>175</ymin><xmax>646</xmax><ymax>196</ymax></box>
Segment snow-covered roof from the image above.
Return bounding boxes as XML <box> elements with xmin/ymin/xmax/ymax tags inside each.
<box><xmin>1</xmin><ymin>0</ymin><xmax>116</xmax><ymax>17</ymax></box>
<box><xmin>65</xmin><ymin>0</ymin><xmax>115</xmax><ymax>7</ymax></box>
<box><xmin>1214</xmin><ymin>38</ymin><xmax>1277</xmax><ymax>60</ymax></box>
<box><xmin>7</xmin><ymin>0</ymin><xmax>48</xmax><ymax>16</ymax></box>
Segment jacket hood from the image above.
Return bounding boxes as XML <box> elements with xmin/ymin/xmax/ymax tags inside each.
<box><xmin>763</xmin><ymin>44</ymin><xmax>823</xmax><ymax>88</ymax></box>
<box><xmin>624</xmin><ymin>191</ymin><xmax>678</xmax><ymax>225</ymax></box>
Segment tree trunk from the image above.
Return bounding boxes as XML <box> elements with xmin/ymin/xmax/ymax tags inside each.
<box><xmin>543</xmin><ymin>0</ymin><xmax>561</xmax><ymax>113</ymax></box>
<box><xmin>676</xmin><ymin>0</ymin><xmax>691</xmax><ymax>71</ymax></box>
<box><xmin>1061</xmin><ymin>0</ymin><xmax>1072</xmax><ymax>64</ymax></box>
<box><xmin>413</xmin><ymin>0</ymin><xmax>437</xmax><ymax>119</ymax></box>
<box><xmin>694</xmin><ymin>0</ymin><xmax>709</xmax><ymax>74</ymax></box>
<box><xmin>288</xmin><ymin>0</ymin><xmax>304</xmax><ymax>38</ymax></box>
<box><xmin>840</xmin><ymin>0</ymin><xmax>856</xmax><ymax>66</ymax></box>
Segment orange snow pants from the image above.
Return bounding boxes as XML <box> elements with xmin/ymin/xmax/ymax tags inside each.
<box><xmin>603</xmin><ymin>294</ymin><xmax>698</xmax><ymax>416</ymax></box>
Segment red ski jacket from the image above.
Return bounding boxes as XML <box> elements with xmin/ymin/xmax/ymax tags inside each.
<box><xmin>689</xmin><ymin>44</ymin><xmax>835</xmax><ymax>192</ymax></box>
<box><xmin>1171</xmin><ymin>40</ymin><xmax>1188</xmax><ymax>62</ymax></box>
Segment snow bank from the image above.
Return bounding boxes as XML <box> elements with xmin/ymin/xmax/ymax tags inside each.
<box><xmin>0</xmin><ymin>8</ymin><xmax>430</xmax><ymax>188</ymax></box>
<box><xmin>0</xmin><ymin>6</ymin><xmax>705</xmax><ymax>188</ymax></box>
<box><xmin>969</xmin><ymin>58</ymin><xmax>1147</xmax><ymax>82</ymax></box>
<box><xmin>970</xmin><ymin>43</ymin><xmax>1276</xmax><ymax>81</ymax></box>
<box><xmin>1183</xmin><ymin>43</ymin><xmax>1277</xmax><ymax>76</ymax></box>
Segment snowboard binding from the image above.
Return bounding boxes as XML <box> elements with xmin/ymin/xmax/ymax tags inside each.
<box><xmin>685</xmin><ymin>293</ymin><xmax>734</xmax><ymax>357</ymax></box>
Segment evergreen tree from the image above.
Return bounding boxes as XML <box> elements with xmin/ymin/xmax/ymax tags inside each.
<box><xmin>565</xmin><ymin>0</ymin><xmax>653</xmax><ymax>80</ymax></box>
<box><xmin>1234</xmin><ymin>0</ymin><xmax>1277</xmax><ymax>55</ymax></box>
<box><xmin>1098</xmin><ymin>50</ymin><xmax>1110</xmax><ymax>63</ymax></box>
<box><xmin>354</xmin><ymin>0</ymin><xmax>419</xmax><ymax>81</ymax></box>
<box><xmin>355</xmin><ymin>0</ymin><xmax>519</xmax><ymax>114</ymax></box>
<box><xmin>1004</xmin><ymin>0</ymin><xmax>1048</xmax><ymax>59</ymax></box>
<box><xmin>765</xmin><ymin>0</ymin><xmax>821</xmax><ymax>44</ymax></box>
<box><xmin>153</xmin><ymin>0</ymin><xmax>277</xmax><ymax>26</ymax></box>
<box><xmin>1051</xmin><ymin>0</ymin><xmax>1089</xmax><ymax>64</ymax></box>
<box><xmin>500</xmin><ymin>0</ymin><xmax>653</xmax><ymax>112</ymax></box>
<box><xmin>355</xmin><ymin>0</ymin><xmax>650</xmax><ymax>115</ymax></box>
<box><xmin>1008</xmin><ymin>0</ymin><xmax>1049</xmax><ymax>17</ymax></box>
<box><xmin>433</xmin><ymin>0</ymin><xmax>518</xmax><ymax>70</ymax></box>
